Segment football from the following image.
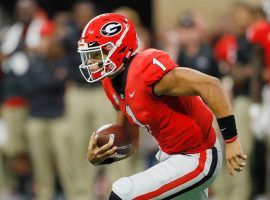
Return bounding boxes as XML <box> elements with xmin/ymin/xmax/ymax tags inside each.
<box><xmin>96</xmin><ymin>124</ymin><xmax>134</xmax><ymax>158</ymax></box>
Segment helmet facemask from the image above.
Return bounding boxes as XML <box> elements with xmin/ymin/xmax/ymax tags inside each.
<box><xmin>78</xmin><ymin>42</ymin><xmax>117</xmax><ymax>83</ymax></box>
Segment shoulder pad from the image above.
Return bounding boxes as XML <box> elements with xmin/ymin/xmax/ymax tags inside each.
<box><xmin>136</xmin><ymin>49</ymin><xmax>177</xmax><ymax>86</ymax></box>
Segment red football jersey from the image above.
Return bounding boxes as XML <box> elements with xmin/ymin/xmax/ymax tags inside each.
<box><xmin>102</xmin><ymin>49</ymin><xmax>216</xmax><ymax>154</ymax></box>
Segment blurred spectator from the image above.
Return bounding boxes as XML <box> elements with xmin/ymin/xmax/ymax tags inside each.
<box><xmin>157</xmin><ymin>28</ymin><xmax>181</xmax><ymax>61</ymax></box>
<box><xmin>65</xmin><ymin>1</ymin><xmax>96</xmax><ymax>86</ymax></box>
<box><xmin>256</xmin><ymin>12</ymin><xmax>270</xmax><ymax>200</ymax></box>
<box><xmin>247</xmin><ymin>4</ymin><xmax>270</xmax><ymax>199</ymax></box>
<box><xmin>211</xmin><ymin>10</ymin><xmax>236</xmax><ymax>68</ymax></box>
<box><xmin>64</xmin><ymin>1</ymin><xmax>115</xmax><ymax>199</ymax></box>
<box><xmin>262</xmin><ymin>85</ymin><xmax>270</xmax><ymax>199</ymax></box>
<box><xmin>22</xmin><ymin>21</ymin><xmax>71</xmax><ymax>200</ymax></box>
<box><xmin>248</xmin><ymin>8</ymin><xmax>270</xmax><ymax>84</ymax></box>
<box><xmin>176</xmin><ymin>12</ymin><xmax>220</xmax><ymax>78</ymax></box>
<box><xmin>93</xmin><ymin>167</ymin><xmax>110</xmax><ymax>200</ymax></box>
<box><xmin>113</xmin><ymin>7</ymin><xmax>151</xmax><ymax>51</ymax></box>
<box><xmin>0</xmin><ymin>0</ymin><xmax>46</xmax><ymax>195</ymax></box>
<box><xmin>212</xmin><ymin>14</ymin><xmax>237</xmax><ymax>100</ymax></box>
<box><xmin>53</xmin><ymin>12</ymin><xmax>71</xmax><ymax>42</ymax></box>
<box><xmin>213</xmin><ymin>35</ymin><xmax>236</xmax><ymax>99</ymax></box>
<box><xmin>158</xmin><ymin>11</ymin><xmax>209</xmax><ymax>62</ymax></box>
<box><xmin>212</xmin><ymin>2</ymin><xmax>256</xmax><ymax>200</ymax></box>
<box><xmin>0</xmin><ymin>54</ymin><xmax>4</xmax><ymax>106</ymax></box>
<box><xmin>263</xmin><ymin>0</ymin><xmax>270</xmax><ymax>21</ymax></box>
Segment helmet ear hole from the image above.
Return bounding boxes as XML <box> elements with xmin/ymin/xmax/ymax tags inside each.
<box><xmin>122</xmin><ymin>49</ymin><xmax>134</xmax><ymax>64</ymax></box>
<box><xmin>105</xmin><ymin>43</ymin><xmax>113</xmax><ymax>51</ymax></box>
<box><xmin>118</xmin><ymin>46</ymin><xmax>127</xmax><ymax>54</ymax></box>
<box><xmin>102</xmin><ymin>48</ymin><xmax>109</xmax><ymax>55</ymax></box>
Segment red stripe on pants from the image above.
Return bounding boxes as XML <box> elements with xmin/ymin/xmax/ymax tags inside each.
<box><xmin>134</xmin><ymin>151</ymin><xmax>207</xmax><ymax>199</ymax></box>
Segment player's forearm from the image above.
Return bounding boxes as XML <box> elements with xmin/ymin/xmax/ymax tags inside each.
<box><xmin>198</xmin><ymin>78</ymin><xmax>233</xmax><ymax>118</ymax></box>
<box><xmin>198</xmin><ymin>78</ymin><xmax>239</xmax><ymax>143</ymax></box>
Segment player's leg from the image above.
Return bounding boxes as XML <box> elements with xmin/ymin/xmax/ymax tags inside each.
<box><xmin>111</xmin><ymin>141</ymin><xmax>222</xmax><ymax>200</ymax></box>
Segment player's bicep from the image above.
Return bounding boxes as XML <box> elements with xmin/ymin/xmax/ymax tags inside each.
<box><xmin>154</xmin><ymin>67</ymin><xmax>219</xmax><ymax>96</ymax></box>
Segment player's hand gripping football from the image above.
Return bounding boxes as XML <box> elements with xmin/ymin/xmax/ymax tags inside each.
<box><xmin>225</xmin><ymin>138</ymin><xmax>247</xmax><ymax>176</ymax></box>
<box><xmin>87</xmin><ymin>132</ymin><xmax>117</xmax><ymax>165</ymax></box>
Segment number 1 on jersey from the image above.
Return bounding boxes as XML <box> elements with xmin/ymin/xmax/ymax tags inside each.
<box><xmin>153</xmin><ymin>58</ymin><xmax>166</xmax><ymax>71</ymax></box>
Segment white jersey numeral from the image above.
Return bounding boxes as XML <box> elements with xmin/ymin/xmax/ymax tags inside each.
<box><xmin>125</xmin><ymin>105</ymin><xmax>152</xmax><ymax>133</ymax></box>
<box><xmin>153</xmin><ymin>58</ymin><xmax>166</xmax><ymax>71</ymax></box>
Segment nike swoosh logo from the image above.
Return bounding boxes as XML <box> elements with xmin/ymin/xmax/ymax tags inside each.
<box><xmin>129</xmin><ymin>91</ymin><xmax>136</xmax><ymax>98</ymax></box>
<box><xmin>88</xmin><ymin>42</ymin><xmax>97</xmax><ymax>47</ymax></box>
<box><xmin>221</xmin><ymin>128</ymin><xmax>226</xmax><ymax>132</ymax></box>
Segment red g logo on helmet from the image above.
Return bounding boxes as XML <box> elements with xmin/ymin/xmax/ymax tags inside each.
<box><xmin>101</xmin><ymin>22</ymin><xmax>122</xmax><ymax>37</ymax></box>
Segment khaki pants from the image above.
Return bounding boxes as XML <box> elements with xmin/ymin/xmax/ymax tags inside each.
<box><xmin>0</xmin><ymin>105</ymin><xmax>28</xmax><ymax>191</ymax></box>
<box><xmin>27</xmin><ymin>118</ymin><xmax>73</xmax><ymax>200</ymax></box>
<box><xmin>0</xmin><ymin>152</ymin><xmax>6</xmax><ymax>192</ymax></box>
<box><xmin>212</xmin><ymin>96</ymin><xmax>253</xmax><ymax>200</ymax></box>
<box><xmin>267</xmin><ymin>137</ymin><xmax>270</xmax><ymax>198</ymax></box>
<box><xmin>2</xmin><ymin>105</ymin><xmax>28</xmax><ymax>157</ymax></box>
<box><xmin>65</xmin><ymin>85</ymin><xmax>115</xmax><ymax>200</ymax></box>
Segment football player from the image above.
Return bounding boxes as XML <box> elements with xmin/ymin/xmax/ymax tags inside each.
<box><xmin>78</xmin><ymin>13</ymin><xmax>247</xmax><ymax>199</ymax></box>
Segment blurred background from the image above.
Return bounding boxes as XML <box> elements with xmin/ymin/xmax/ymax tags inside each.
<box><xmin>0</xmin><ymin>0</ymin><xmax>270</xmax><ymax>199</ymax></box>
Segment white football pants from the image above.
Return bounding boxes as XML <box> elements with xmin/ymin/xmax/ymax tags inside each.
<box><xmin>112</xmin><ymin>139</ymin><xmax>222</xmax><ymax>200</ymax></box>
